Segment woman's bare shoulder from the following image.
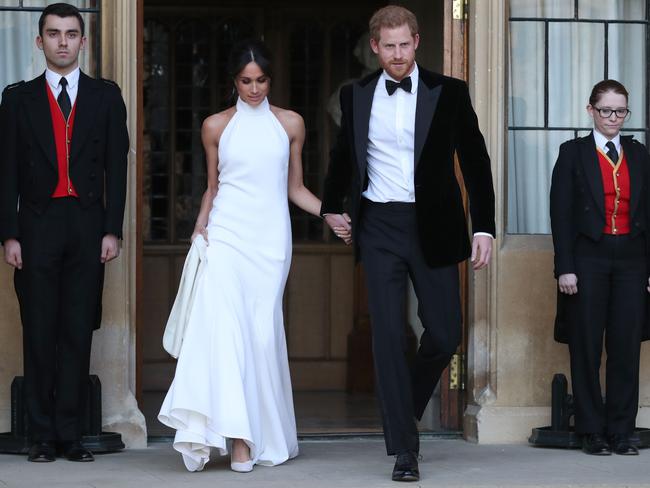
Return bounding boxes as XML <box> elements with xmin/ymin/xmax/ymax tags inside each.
<box><xmin>270</xmin><ymin>106</ymin><xmax>304</xmax><ymax>137</ymax></box>
<box><xmin>202</xmin><ymin>107</ymin><xmax>237</xmax><ymax>139</ymax></box>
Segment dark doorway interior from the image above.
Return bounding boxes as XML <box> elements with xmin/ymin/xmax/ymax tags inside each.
<box><xmin>140</xmin><ymin>0</ymin><xmax>446</xmax><ymax>438</ymax></box>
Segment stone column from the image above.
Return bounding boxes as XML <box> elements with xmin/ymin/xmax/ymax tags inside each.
<box><xmin>88</xmin><ymin>0</ymin><xmax>146</xmax><ymax>448</ymax></box>
<box><xmin>463</xmin><ymin>0</ymin><xmax>505</xmax><ymax>443</ymax></box>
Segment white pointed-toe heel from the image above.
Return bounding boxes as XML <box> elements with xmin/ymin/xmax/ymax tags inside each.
<box><xmin>230</xmin><ymin>459</ymin><xmax>254</xmax><ymax>473</ymax></box>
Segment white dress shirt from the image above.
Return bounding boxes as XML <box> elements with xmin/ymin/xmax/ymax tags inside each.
<box><xmin>593</xmin><ymin>128</ymin><xmax>621</xmax><ymax>158</ymax></box>
<box><xmin>363</xmin><ymin>64</ymin><xmax>419</xmax><ymax>203</ymax></box>
<box><xmin>45</xmin><ymin>67</ymin><xmax>80</xmax><ymax>106</ymax></box>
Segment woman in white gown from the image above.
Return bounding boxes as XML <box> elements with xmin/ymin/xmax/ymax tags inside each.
<box><xmin>158</xmin><ymin>40</ymin><xmax>350</xmax><ymax>473</ymax></box>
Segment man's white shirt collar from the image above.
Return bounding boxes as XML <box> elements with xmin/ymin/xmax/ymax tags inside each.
<box><xmin>45</xmin><ymin>67</ymin><xmax>80</xmax><ymax>92</ymax></box>
<box><xmin>380</xmin><ymin>63</ymin><xmax>419</xmax><ymax>95</ymax></box>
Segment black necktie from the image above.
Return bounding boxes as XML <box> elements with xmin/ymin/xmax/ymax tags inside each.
<box><xmin>606</xmin><ymin>141</ymin><xmax>619</xmax><ymax>163</ymax></box>
<box><xmin>385</xmin><ymin>76</ymin><xmax>412</xmax><ymax>95</ymax></box>
<box><xmin>57</xmin><ymin>77</ymin><xmax>71</xmax><ymax>120</ymax></box>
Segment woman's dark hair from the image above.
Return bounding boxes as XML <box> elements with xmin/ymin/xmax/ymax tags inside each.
<box><xmin>589</xmin><ymin>79</ymin><xmax>629</xmax><ymax>106</ymax></box>
<box><xmin>39</xmin><ymin>3</ymin><xmax>85</xmax><ymax>37</ymax></box>
<box><xmin>227</xmin><ymin>39</ymin><xmax>273</xmax><ymax>80</ymax></box>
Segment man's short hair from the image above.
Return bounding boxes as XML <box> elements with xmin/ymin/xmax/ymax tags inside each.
<box><xmin>369</xmin><ymin>5</ymin><xmax>418</xmax><ymax>42</ymax></box>
<box><xmin>38</xmin><ymin>3</ymin><xmax>85</xmax><ymax>37</ymax></box>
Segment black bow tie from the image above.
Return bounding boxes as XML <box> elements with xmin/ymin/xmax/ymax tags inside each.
<box><xmin>385</xmin><ymin>76</ymin><xmax>412</xmax><ymax>95</ymax></box>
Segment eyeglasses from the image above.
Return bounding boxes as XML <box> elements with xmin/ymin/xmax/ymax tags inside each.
<box><xmin>593</xmin><ymin>107</ymin><xmax>631</xmax><ymax>120</ymax></box>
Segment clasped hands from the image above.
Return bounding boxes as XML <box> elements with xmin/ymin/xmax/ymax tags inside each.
<box><xmin>558</xmin><ymin>273</ymin><xmax>650</xmax><ymax>294</ymax></box>
<box><xmin>324</xmin><ymin>213</ymin><xmax>352</xmax><ymax>245</ymax></box>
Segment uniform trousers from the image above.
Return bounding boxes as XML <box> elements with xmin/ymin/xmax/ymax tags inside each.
<box><xmin>568</xmin><ymin>233</ymin><xmax>646</xmax><ymax>435</ymax></box>
<box><xmin>14</xmin><ymin>198</ymin><xmax>104</xmax><ymax>442</ymax></box>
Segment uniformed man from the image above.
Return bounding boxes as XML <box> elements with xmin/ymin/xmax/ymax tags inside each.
<box><xmin>0</xmin><ymin>2</ymin><xmax>128</xmax><ymax>462</ymax></box>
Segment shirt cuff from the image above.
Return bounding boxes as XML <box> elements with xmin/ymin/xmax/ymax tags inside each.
<box><xmin>473</xmin><ymin>232</ymin><xmax>495</xmax><ymax>239</ymax></box>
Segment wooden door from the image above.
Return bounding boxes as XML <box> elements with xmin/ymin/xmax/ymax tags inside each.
<box><xmin>439</xmin><ymin>0</ymin><xmax>470</xmax><ymax>431</ymax></box>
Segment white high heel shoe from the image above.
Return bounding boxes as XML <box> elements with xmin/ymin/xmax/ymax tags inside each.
<box><xmin>230</xmin><ymin>459</ymin><xmax>254</xmax><ymax>473</ymax></box>
<box><xmin>230</xmin><ymin>439</ymin><xmax>253</xmax><ymax>473</ymax></box>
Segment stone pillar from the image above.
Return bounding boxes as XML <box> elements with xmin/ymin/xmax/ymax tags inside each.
<box><xmin>93</xmin><ymin>0</ymin><xmax>146</xmax><ymax>448</ymax></box>
<box><xmin>463</xmin><ymin>0</ymin><xmax>505</xmax><ymax>443</ymax></box>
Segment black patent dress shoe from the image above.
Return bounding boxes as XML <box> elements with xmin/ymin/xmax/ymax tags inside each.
<box><xmin>59</xmin><ymin>441</ymin><xmax>94</xmax><ymax>462</ymax></box>
<box><xmin>392</xmin><ymin>451</ymin><xmax>420</xmax><ymax>482</ymax></box>
<box><xmin>582</xmin><ymin>433</ymin><xmax>611</xmax><ymax>455</ymax></box>
<box><xmin>610</xmin><ymin>433</ymin><xmax>639</xmax><ymax>456</ymax></box>
<box><xmin>27</xmin><ymin>441</ymin><xmax>56</xmax><ymax>462</ymax></box>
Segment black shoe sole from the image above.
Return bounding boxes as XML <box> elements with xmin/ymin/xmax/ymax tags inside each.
<box><xmin>27</xmin><ymin>457</ymin><xmax>55</xmax><ymax>462</ymax></box>
<box><xmin>392</xmin><ymin>474</ymin><xmax>420</xmax><ymax>482</ymax></box>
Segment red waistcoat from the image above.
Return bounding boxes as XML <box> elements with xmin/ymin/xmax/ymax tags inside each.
<box><xmin>46</xmin><ymin>84</ymin><xmax>78</xmax><ymax>198</ymax></box>
<box><xmin>597</xmin><ymin>147</ymin><xmax>630</xmax><ymax>235</ymax></box>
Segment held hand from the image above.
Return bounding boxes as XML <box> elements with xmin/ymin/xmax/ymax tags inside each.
<box><xmin>647</xmin><ymin>276</ymin><xmax>650</xmax><ymax>294</ymax></box>
<box><xmin>3</xmin><ymin>238</ymin><xmax>22</xmax><ymax>269</ymax></box>
<box><xmin>470</xmin><ymin>235</ymin><xmax>492</xmax><ymax>270</ymax></box>
<box><xmin>325</xmin><ymin>213</ymin><xmax>352</xmax><ymax>245</ymax></box>
<box><xmin>558</xmin><ymin>273</ymin><xmax>578</xmax><ymax>295</ymax></box>
<box><xmin>100</xmin><ymin>234</ymin><xmax>120</xmax><ymax>263</ymax></box>
<box><xmin>191</xmin><ymin>224</ymin><xmax>209</xmax><ymax>245</ymax></box>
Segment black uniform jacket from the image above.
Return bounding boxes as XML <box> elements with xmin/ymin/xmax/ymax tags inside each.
<box><xmin>0</xmin><ymin>71</ymin><xmax>129</xmax><ymax>243</ymax></box>
<box><xmin>320</xmin><ymin>67</ymin><xmax>495</xmax><ymax>268</ymax></box>
<box><xmin>550</xmin><ymin>133</ymin><xmax>650</xmax><ymax>342</ymax></box>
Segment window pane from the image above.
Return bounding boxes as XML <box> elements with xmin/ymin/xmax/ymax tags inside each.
<box><xmin>0</xmin><ymin>11</ymin><xmax>97</xmax><ymax>91</ymax></box>
<box><xmin>508</xmin><ymin>130</ymin><xmax>573</xmax><ymax>234</ymax></box>
<box><xmin>509</xmin><ymin>0</ymin><xmax>573</xmax><ymax>18</ymax></box>
<box><xmin>579</xmin><ymin>0</ymin><xmax>645</xmax><ymax>20</ymax></box>
<box><xmin>548</xmin><ymin>22</ymin><xmax>604</xmax><ymax>127</ymax></box>
<box><xmin>508</xmin><ymin>21</ymin><xmax>544</xmax><ymax>126</ymax></box>
<box><xmin>0</xmin><ymin>1</ymin><xmax>20</xmax><ymax>6</ymax></box>
<box><xmin>609</xmin><ymin>24</ymin><xmax>646</xmax><ymax>128</ymax></box>
<box><xmin>22</xmin><ymin>0</ymin><xmax>98</xmax><ymax>7</ymax></box>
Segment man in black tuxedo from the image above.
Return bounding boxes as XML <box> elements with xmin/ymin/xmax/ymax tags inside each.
<box><xmin>0</xmin><ymin>3</ymin><xmax>128</xmax><ymax>462</ymax></box>
<box><xmin>321</xmin><ymin>5</ymin><xmax>495</xmax><ymax>482</ymax></box>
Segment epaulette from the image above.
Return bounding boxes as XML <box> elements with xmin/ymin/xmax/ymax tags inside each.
<box><xmin>101</xmin><ymin>78</ymin><xmax>119</xmax><ymax>88</ymax></box>
<box><xmin>3</xmin><ymin>80</ymin><xmax>25</xmax><ymax>92</ymax></box>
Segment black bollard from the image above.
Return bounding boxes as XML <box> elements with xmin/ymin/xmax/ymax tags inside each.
<box><xmin>551</xmin><ymin>373</ymin><xmax>569</xmax><ymax>431</ymax></box>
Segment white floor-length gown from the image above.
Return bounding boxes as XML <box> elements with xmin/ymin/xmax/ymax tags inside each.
<box><xmin>158</xmin><ymin>96</ymin><xmax>299</xmax><ymax>472</ymax></box>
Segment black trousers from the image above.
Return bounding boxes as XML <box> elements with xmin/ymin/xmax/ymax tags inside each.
<box><xmin>568</xmin><ymin>234</ymin><xmax>646</xmax><ymax>435</ymax></box>
<box><xmin>359</xmin><ymin>200</ymin><xmax>461</xmax><ymax>455</ymax></box>
<box><xmin>14</xmin><ymin>198</ymin><xmax>104</xmax><ymax>442</ymax></box>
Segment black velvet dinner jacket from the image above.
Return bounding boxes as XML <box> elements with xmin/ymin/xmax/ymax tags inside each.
<box><xmin>0</xmin><ymin>71</ymin><xmax>129</xmax><ymax>242</ymax></box>
<box><xmin>321</xmin><ymin>67</ymin><xmax>495</xmax><ymax>268</ymax></box>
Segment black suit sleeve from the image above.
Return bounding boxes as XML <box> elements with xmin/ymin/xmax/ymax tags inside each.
<box><xmin>454</xmin><ymin>81</ymin><xmax>496</xmax><ymax>236</ymax></box>
<box><xmin>0</xmin><ymin>86</ymin><xmax>21</xmax><ymax>243</ymax></box>
<box><xmin>549</xmin><ymin>142</ymin><xmax>576</xmax><ymax>278</ymax></box>
<box><xmin>321</xmin><ymin>85</ymin><xmax>354</xmax><ymax>216</ymax></box>
<box><xmin>103</xmin><ymin>84</ymin><xmax>129</xmax><ymax>238</ymax></box>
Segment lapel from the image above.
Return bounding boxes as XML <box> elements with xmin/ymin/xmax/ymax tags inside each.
<box><xmin>414</xmin><ymin>69</ymin><xmax>442</xmax><ymax>169</ymax></box>
<box><xmin>352</xmin><ymin>70</ymin><xmax>380</xmax><ymax>181</ymax></box>
<box><xmin>70</xmin><ymin>71</ymin><xmax>101</xmax><ymax>165</ymax></box>
<box><xmin>621</xmin><ymin>135</ymin><xmax>643</xmax><ymax>218</ymax></box>
<box><xmin>579</xmin><ymin>133</ymin><xmax>605</xmax><ymax>217</ymax></box>
<box><xmin>25</xmin><ymin>73</ymin><xmax>57</xmax><ymax>169</ymax></box>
